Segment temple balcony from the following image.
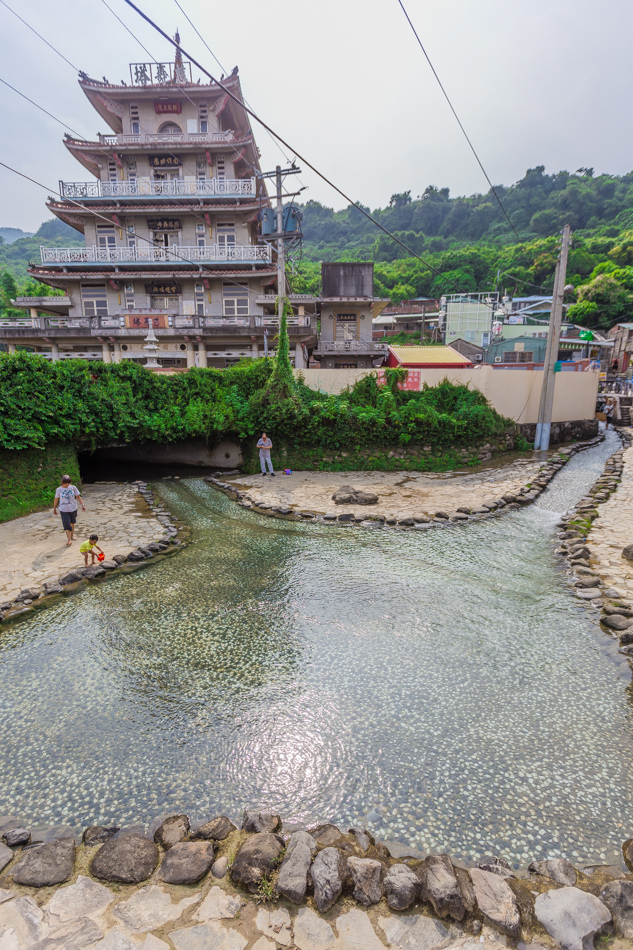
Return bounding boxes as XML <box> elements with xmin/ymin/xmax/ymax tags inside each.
<box><xmin>59</xmin><ymin>177</ymin><xmax>256</xmax><ymax>199</ymax></box>
<box><xmin>97</xmin><ymin>131</ymin><xmax>234</xmax><ymax>146</ymax></box>
<box><xmin>39</xmin><ymin>244</ymin><xmax>272</xmax><ymax>265</ymax></box>
<box><xmin>313</xmin><ymin>340</ymin><xmax>388</xmax><ymax>355</ymax></box>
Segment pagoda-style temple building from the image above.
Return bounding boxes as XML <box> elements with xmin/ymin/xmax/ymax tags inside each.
<box><xmin>4</xmin><ymin>45</ymin><xmax>316</xmax><ymax>368</ymax></box>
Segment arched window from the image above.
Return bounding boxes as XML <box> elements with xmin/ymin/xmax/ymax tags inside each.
<box><xmin>158</xmin><ymin>121</ymin><xmax>182</xmax><ymax>134</ymax></box>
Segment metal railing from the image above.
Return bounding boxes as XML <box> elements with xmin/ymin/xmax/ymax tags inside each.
<box><xmin>59</xmin><ymin>177</ymin><xmax>256</xmax><ymax>199</ymax></box>
<box><xmin>256</xmin><ymin>293</ymin><xmax>316</xmax><ymax>303</ymax></box>
<box><xmin>0</xmin><ymin>313</ymin><xmax>319</xmax><ymax>333</ymax></box>
<box><xmin>40</xmin><ymin>244</ymin><xmax>272</xmax><ymax>264</ymax></box>
<box><xmin>98</xmin><ymin>131</ymin><xmax>234</xmax><ymax>146</ymax></box>
<box><xmin>254</xmin><ymin>315</ymin><xmax>312</xmax><ymax>327</ymax></box>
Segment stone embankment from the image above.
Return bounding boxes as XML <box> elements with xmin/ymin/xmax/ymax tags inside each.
<box><xmin>0</xmin><ymin>481</ymin><xmax>186</xmax><ymax>625</ymax></box>
<box><xmin>207</xmin><ymin>437</ymin><xmax>603</xmax><ymax>529</ymax></box>
<box><xmin>555</xmin><ymin>429</ymin><xmax>633</xmax><ymax>662</ymax></box>
<box><xmin>1</xmin><ymin>809</ymin><xmax>633</xmax><ymax>950</ymax></box>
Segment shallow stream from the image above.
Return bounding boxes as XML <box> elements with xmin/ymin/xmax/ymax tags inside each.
<box><xmin>1</xmin><ymin>429</ymin><xmax>632</xmax><ymax>867</ymax></box>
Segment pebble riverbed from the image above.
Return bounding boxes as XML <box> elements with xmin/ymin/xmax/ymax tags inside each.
<box><xmin>1</xmin><ymin>429</ymin><xmax>632</xmax><ymax>868</ymax></box>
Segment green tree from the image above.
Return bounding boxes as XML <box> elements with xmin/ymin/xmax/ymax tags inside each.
<box><xmin>577</xmin><ymin>274</ymin><xmax>632</xmax><ymax>328</ymax></box>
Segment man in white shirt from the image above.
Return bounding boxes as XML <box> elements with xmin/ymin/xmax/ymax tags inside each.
<box><xmin>256</xmin><ymin>432</ymin><xmax>275</xmax><ymax>476</ymax></box>
<box><xmin>52</xmin><ymin>474</ymin><xmax>86</xmax><ymax>545</ymax></box>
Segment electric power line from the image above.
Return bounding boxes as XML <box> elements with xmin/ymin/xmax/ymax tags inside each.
<box><xmin>119</xmin><ymin>0</ymin><xmax>465</xmax><ymax>286</ymax></box>
<box><xmin>0</xmin><ymin>0</ymin><xmax>79</xmax><ymax>71</ymax></box>
<box><xmin>394</xmin><ymin>0</ymin><xmax>521</xmax><ymax>241</ymax></box>
<box><xmin>0</xmin><ymin>76</ymin><xmax>85</xmax><ymax>139</ymax></box>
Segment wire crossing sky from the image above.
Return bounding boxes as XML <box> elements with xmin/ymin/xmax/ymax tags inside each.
<box><xmin>1</xmin><ymin>0</ymin><xmax>633</xmax><ymax>231</ymax></box>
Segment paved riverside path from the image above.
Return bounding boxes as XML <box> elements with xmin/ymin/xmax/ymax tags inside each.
<box><xmin>0</xmin><ymin>483</ymin><xmax>167</xmax><ymax>603</ymax></box>
<box><xmin>587</xmin><ymin>429</ymin><xmax>633</xmax><ymax>596</ymax></box>
<box><xmin>231</xmin><ymin>455</ymin><xmax>548</xmax><ymax>520</ymax></box>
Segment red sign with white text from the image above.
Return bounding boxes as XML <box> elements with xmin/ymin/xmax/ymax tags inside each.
<box><xmin>376</xmin><ymin>369</ymin><xmax>421</xmax><ymax>391</ymax></box>
<box><xmin>154</xmin><ymin>101</ymin><xmax>182</xmax><ymax>115</ymax></box>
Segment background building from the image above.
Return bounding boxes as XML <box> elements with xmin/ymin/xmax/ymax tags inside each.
<box><xmin>313</xmin><ymin>263</ymin><xmax>388</xmax><ymax>368</ymax></box>
<box><xmin>3</xmin><ymin>48</ymin><xmax>317</xmax><ymax>368</ymax></box>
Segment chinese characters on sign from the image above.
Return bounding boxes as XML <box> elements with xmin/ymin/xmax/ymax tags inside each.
<box><xmin>147</xmin><ymin>217</ymin><xmax>181</xmax><ymax>232</ymax></box>
<box><xmin>376</xmin><ymin>369</ymin><xmax>421</xmax><ymax>391</ymax></box>
<box><xmin>148</xmin><ymin>155</ymin><xmax>182</xmax><ymax>167</ymax></box>
<box><xmin>144</xmin><ymin>282</ymin><xmax>181</xmax><ymax>296</ymax></box>
<box><xmin>154</xmin><ymin>101</ymin><xmax>182</xmax><ymax>114</ymax></box>
<box><xmin>124</xmin><ymin>314</ymin><xmax>169</xmax><ymax>329</ymax></box>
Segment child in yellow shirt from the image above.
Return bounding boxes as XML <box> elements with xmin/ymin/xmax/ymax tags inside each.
<box><xmin>80</xmin><ymin>534</ymin><xmax>103</xmax><ymax>566</ymax></box>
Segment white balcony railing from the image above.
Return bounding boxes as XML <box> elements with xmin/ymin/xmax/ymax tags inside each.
<box><xmin>40</xmin><ymin>244</ymin><xmax>272</xmax><ymax>265</ymax></box>
<box><xmin>202</xmin><ymin>316</ymin><xmax>251</xmax><ymax>327</ymax></box>
<box><xmin>98</xmin><ymin>131</ymin><xmax>234</xmax><ymax>146</ymax></box>
<box><xmin>59</xmin><ymin>178</ymin><xmax>256</xmax><ymax>199</ymax></box>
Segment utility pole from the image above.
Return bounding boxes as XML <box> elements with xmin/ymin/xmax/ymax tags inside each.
<box><xmin>259</xmin><ymin>164</ymin><xmax>302</xmax><ymax>325</ymax></box>
<box><xmin>534</xmin><ymin>224</ymin><xmax>572</xmax><ymax>451</ymax></box>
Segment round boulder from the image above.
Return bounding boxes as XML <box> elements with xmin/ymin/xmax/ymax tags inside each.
<box><xmin>193</xmin><ymin>815</ymin><xmax>237</xmax><ymax>841</ymax></box>
<box><xmin>154</xmin><ymin>814</ymin><xmax>190</xmax><ymax>850</ymax></box>
<box><xmin>230</xmin><ymin>832</ymin><xmax>284</xmax><ymax>893</ymax></box>
<box><xmin>11</xmin><ymin>838</ymin><xmax>75</xmax><ymax>887</ymax></box>
<box><xmin>90</xmin><ymin>832</ymin><xmax>159</xmax><ymax>884</ymax></box>
<box><xmin>159</xmin><ymin>841</ymin><xmax>215</xmax><ymax>884</ymax></box>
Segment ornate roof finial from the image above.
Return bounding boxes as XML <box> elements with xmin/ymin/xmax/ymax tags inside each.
<box><xmin>173</xmin><ymin>29</ymin><xmax>186</xmax><ymax>84</ymax></box>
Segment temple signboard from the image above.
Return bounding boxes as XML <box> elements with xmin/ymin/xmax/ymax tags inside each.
<box><xmin>124</xmin><ymin>313</ymin><xmax>169</xmax><ymax>329</ymax></box>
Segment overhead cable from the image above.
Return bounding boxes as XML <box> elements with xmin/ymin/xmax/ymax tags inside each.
<box><xmin>394</xmin><ymin>0</ymin><xmax>521</xmax><ymax>240</ymax></box>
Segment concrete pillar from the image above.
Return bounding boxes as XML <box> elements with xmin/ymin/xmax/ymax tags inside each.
<box><xmin>197</xmin><ymin>343</ymin><xmax>208</xmax><ymax>368</ymax></box>
<box><xmin>251</xmin><ymin>341</ymin><xmax>259</xmax><ymax>358</ymax></box>
<box><xmin>186</xmin><ymin>341</ymin><xmax>196</xmax><ymax>369</ymax></box>
<box><xmin>101</xmin><ymin>341</ymin><xmax>112</xmax><ymax>364</ymax></box>
<box><xmin>294</xmin><ymin>341</ymin><xmax>306</xmax><ymax>369</ymax></box>
<box><xmin>30</xmin><ymin>307</ymin><xmax>39</xmax><ymax>324</ymax></box>
<box><xmin>50</xmin><ymin>342</ymin><xmax>60</xmax><ymax>362</ymax></box>
<box><xmin>8</xmin><ymin>343</ymin><xmax>16</xmax><ymax>354</ymax></box>
<box><xmin>112</xmin><ymin>340</ymin><xmax>122</xmax><ymax>363</ymax></box>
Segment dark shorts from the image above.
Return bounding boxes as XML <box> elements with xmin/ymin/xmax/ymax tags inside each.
<box><xmin>60</xmin><ymin>510</ymin><xmax>77</xmax><ymax>531</ymax></box>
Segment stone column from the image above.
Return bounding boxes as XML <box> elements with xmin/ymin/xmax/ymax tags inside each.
<box><xmin>50</xmin><ymin>342</ymin><xmax>60</xmax><ymax>362</ymax></box>
<box><xmin>251</xmin><ymin>341</ymin><xmax>259</xmax><ymax>358</ymax></box>
<box><xmin>294</xmin><ymin>341</ymin><xmax>306</xmax><ymax>369</ymax></box>
<box><xmin>7</xmin><ymin>343</ymin><xmax>16</xmax><ymax>353</ymax></box>
<box><xmin>30</xmin><ymin>307</ymin><xmax>39</xmax><ymax>324</ymax></box>
<box><xmin>101</xmin><ymin>341</ymin><xmax>112</xmax><ymax>363</ymax></box>
<box><xmin>112</xmin><ymin>340</ymin><xmax>122</xmax><ymax>363</ymax></box>
<box><xmin>197</xmin><ymin>343</ymin><xmax>208</xmax><ymax>368</ymax></box>
<box><xmin>186</xmin><ymin>340</ymin><xmax>196</xmax><ymax>369</ymax></box>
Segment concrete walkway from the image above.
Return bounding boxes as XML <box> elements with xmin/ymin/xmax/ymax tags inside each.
<box><xmin>0</xmin><ymin>483</ymin><xmax>167</xmax><ymax>603</ymax></box>
<box><xmin>587</xmin><ymin>433</ymin><xmax>633</xmax><ymax>597</ymax></box>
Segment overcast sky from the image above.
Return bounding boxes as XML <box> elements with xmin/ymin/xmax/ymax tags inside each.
<box><xmin>2</xmin><ymin>0</ymin><xmax>632</xmax><ymax>232</ymax></box>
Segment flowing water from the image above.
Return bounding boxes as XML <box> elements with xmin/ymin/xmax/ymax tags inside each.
<box><xmin>1</xmin><ymin>429</ymin><xmax>632</xmax><ymax>867</ymax></box>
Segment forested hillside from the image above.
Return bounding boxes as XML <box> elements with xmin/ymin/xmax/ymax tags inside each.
<box><xmin>3</xmin><ymin>167</ymin><xmax>633</xmax><ymax>329</ymax></box>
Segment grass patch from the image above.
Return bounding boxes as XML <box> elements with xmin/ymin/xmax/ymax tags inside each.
<box><xmin>0</xmin><ymin>443</ymin><xmax>79</xmax><ymax>523</ymax></box>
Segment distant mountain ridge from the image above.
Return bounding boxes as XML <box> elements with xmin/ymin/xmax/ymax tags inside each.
<box><xmin>0</xmin><ymin>227</ymin><xmax>34</xmax><ymax>245</ymax></box>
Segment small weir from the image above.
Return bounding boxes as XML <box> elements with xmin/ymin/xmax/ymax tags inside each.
<box><xmin>1</xmin><ymin>430</ymin><xmax>631</xmax><ymax>867</ymax></box>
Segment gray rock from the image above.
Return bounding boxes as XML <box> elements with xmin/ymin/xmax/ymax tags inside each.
<box><xmin>583</xmin><ymin>865</ymin><xmax>626</xmax><ymax>880</ymax></box>
<box><xmin>576</xmin><ymin>576</ymin><xmax>600</xmax><ymax>588</ymax></box>
<box><xmin>14</xmin><ymin>588</ymin><xmax>40</xmax><ymax>602</ymax></box>
<box><xmin>127</xmin><ymin>551</ymin><xmax>145</xmax><ymax>562</ymax></box>
<box><xmin>420</xmin><ymin>854</ymin><xmax>465</xmax><ymax>921</ymax></box>
<box><xmin>384</xmin><ymin>863</ymin><xmax>420</xmax><ymax>910</ymax></box>
<box><xmin>529</xmin><ymin>858</ymin><xmax>577</xmax><ymax>886</ymax></box>
<box><xmin>90</xmin><ymin>833</ymin><xmax>159</xmax><ymax>883</ymax></box>
<box><xmin>0</xmin><ymin>843</ymin><xmax>13</xmax><ymax>874</ymax></box>
<box><xmin>28</xmin><ymin>916</ymin><xmax>102</xmax><ymax>949</ymax></box>
<box><xmin>43</xmin><ymin>584</ymin><xmax>63</xmax><ymax>595</ymax></box>
<box><xmin>112</xmin><ymin>554</ymin><xmax>128</xmax><ymax>564</ymax></box>
<box><xmin>332</xmin><ymin>486</ymin><xmax>378</xmax><ymax>505</ymax></box>
<box><xmin>192</xmin><ymin>815</ymin><xmax>237</xmax><ymax>841</ymax></box>
<box><xmin>59</xmin><ymin>571</ymin><xmax>84</xmax><ymax>585</ymax></box>
<box><xmin>277</xmin><ymin>837</ymin><xmax>313</xmax><ymax>903</ymax></box>
<box><xmin>3</xmin><ymin>827</ymin><xmax>30</xmax><ymax>847</ymax></box>
<box><xmin>83</xmin><ymin>564</ymin><xmax>106</xmax><ymax>578</ymax></box>
<box><xmin>347</xmin><ymin>856</ymin><xmax>383</xmax><ymax>905</ymax></box>
<box><xmin>476</xmin><ymin>855</ymin><xmax>515</xmax><ymax>878</ymax></box>
<box><xmin>600</xmin><ymin>880</ymin><xmax>633</xmax><ymax>938</ymax></box>
<box><xmin>312</xmin><ymin>823</ymin><xmax>343</xmax><ymax>847</ymax></box>
<box><xmin>229</xmin><ymin>832</ymin><xmax>284</xmax><ymax>893</ymax></box>
<box><xmin>11</xmin><ymin>838</ymin><xmax>75</xmax><ymax>887</ymax></box>
<box><xmin>287</xmin><ymin>830</ymin><xmax>318</xmax><ymax>855</ymax></box>
<box><xmin>470</xmin><ymin>867</ymin><xmax>521</xmax><ymax>937</ymax></box>
<box><xmin>535</xmin><ymin>886</ymin><xmax>611</xmax><ymax>950</ymax></box>
<box><xmin>623</xmin><ymin>545</ymin><xmax>633</xmax><ymax>561</ymax></box>
<box><xmin>349</xmin><ymin>828</ymin><xmax>372</xmax><ymax>853</ymax></box>
<box><xmin>154</xmin><ymin>814</ymin><xmax>190</xmax><ymax>850</ymax></box>
<box><xmin>241</xmin><ymin>809</ymin><xmax>280</xmax><ymax>834</ymax></box>
<box><xmin>623</xmin><ymin>838</ymin><xmax>633</xmax><ymax>872</ymax></box>
<box><xmin>211</xmin><ymin>856</ymin><xmax>228</xmax><ymax>879</ymax></box>
<box><xmin>434</xmin><ymin>512</ymin><xmax>449</xmax><ymax>520</ymax></box>
<box><xmin>311</xmin><ymin>846</ymin><xmax>344</xmax><ymax>912</ymax></box>
<box><xmin>293</xmin><ymin>907</ymin><xmax>336</xmax><ymax>950</ymax></box>
<box><xmin>100</xmin><ymin>560</ymin><xmax>118</xmax><ymax>570</ymax></box>
<box><xmin>159</xmin><ymin>841</ymin><xmax>215</xmax><ymax>884</ymax></box>
<box><xmin>603</xmin><ymin>614</ymin><xmax>633</xmax><ymax>631</ymax></box>
<box><xmin>83</xmin><ymin>825</ymin><xmax>119</xmax><ymax>846</ymax></box>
